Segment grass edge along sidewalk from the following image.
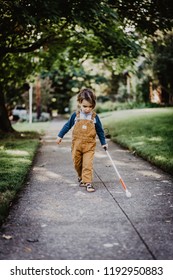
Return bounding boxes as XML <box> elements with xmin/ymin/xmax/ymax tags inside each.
<box><xmin>0</xmin><ymin>122</ymin><xmax>49</xmax><ymax>225</ymax></box>
<box><xmin>101</xmin><ymin>107</ymin><xmax>173</xmax><ymax>176</ymax></box>
<box><xmin>0</xmin><ymin>108</ymin><xmax>172</xmax><ymax>225</ymax></box>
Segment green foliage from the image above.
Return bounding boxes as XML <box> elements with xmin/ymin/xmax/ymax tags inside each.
<box><xmin>0</xmin><ymin>0</ymin><xmax>143</xmax><ymax>127</ymax></box>
<box><xmin>1</xmin><ymin>0</ymin><xmax>173</xmax><ymax>132</ymax></box>
<box><xmin>101</xmin><ymin>108</ymin><xmax>173</xmax><ymax>175</ymax></box>
<box><xmin>151</xmin><ymin>31</ymin><xmax>173</xmax><ymax>104</ymax></box>
<box><xmin>132</xmin><ymin>31</ymin><xmax>173</xmax><ymax>105</ymax></box>
<box><xmin>0</xmin><ymin>52</ymin><xmax>38</xmax><ymax>106</ymax></box>
<box><xmin>0</xmin><ymin>0</ymin><xmax>141</xmax><ymax>58</ymax></box>
<box><xmin>95</xmin><ymin>100</ymin><xmax>166</xmax><ymax>113</ymax></box>
<box><xmin>114</xmin><ymin>0</ymin><xmax>173</xmax><ymax>34</ymax></box>
<box><xmin>40</xmin><ymin>50</ymin><xmax>110</xmax><ymax>113</ymax></box>
<box><xmin>0</xmin><ymin>131</ymin><xmax>40</xmax><ymax>223</ymax></box>
<box><xmin>96</xmin><ymin>101</ymin><xmax>144</xmax><ymax>113</ymax></box>
<box><xmin>12</xmin><ymin>122</ymin><xmax>49</xmax><ymax>134</ymax></box>
<box><xmin>0</xmin><ymin>140</ymin><xmax>37</xmax><ymax>192</ymax></box>
<box><xmin>0</xmin><ymin>122</ymin><xmax>48</xmax><ymax>224</ymax></box>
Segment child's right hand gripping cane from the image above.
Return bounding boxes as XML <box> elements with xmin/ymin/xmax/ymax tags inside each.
<box><xmin>102</xmin><ymin>144</ymin><xmax>108</xmax><ymax>150</ymax></box>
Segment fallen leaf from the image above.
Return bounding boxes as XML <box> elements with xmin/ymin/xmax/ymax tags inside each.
<box><xmin>24</xmin><ymin>247</ymin><xmax>32</xmax><ymax>253</ymax></box>
<box><xmin>2</xmin><ymin>234</ymin><xmax>12</xmax><ymax>240</ymax></box>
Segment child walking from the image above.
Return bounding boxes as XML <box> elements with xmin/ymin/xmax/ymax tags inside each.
<box><xmin>56</xmin><ymin>88</ymin><xmax>108</xmax><ymax>192</ymax></box>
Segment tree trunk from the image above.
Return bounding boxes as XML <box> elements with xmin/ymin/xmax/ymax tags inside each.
<box><xmin>0</xmin><ymin>91</ymin><xmax>15</xmax><ymax>133</ymax></box>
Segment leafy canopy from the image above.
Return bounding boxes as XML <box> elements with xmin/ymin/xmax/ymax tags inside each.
<box><xmin>1</xmin><ymin>0</ymin><xmax>173</xmax><ymax>59</ymax></box>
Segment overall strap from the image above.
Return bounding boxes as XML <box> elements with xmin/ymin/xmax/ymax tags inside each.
<box><xmin>75</xmin><ymin>110</ymin><xmax>96</xmax><ymax>122</ymax></box>
<box><xmin>76</xmin><ymin>110</ymin><xmax>81</xmax><ymax>122</ymax></box>
<box><xmin>91</xmin><ymin>111</ymin><xmax>96</xmax><ymax>120</ymax></box>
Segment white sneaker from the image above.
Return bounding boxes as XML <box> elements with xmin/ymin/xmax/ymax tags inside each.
<box><xmin>86</xmin><ymin>183</ymin><xmax>95</xmax><ymax>192</ymax></box>
<box><xmin>78</xmin><ymin>178</ymin><xmax>86</xmax><ymax>187</ymax></box>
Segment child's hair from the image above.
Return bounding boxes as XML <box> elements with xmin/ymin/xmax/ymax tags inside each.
<box><xmin>77</xmin><ymin>88</ymin><xmax>96</xmax><ymax>108</ymax></box>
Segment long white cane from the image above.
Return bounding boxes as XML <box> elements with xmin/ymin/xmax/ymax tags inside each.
<box><xmin>104</xmin><ymin>147</ymin><xmax>132</xmax><ymax>198</ymax></box>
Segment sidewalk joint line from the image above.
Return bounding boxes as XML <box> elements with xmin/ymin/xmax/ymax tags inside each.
<box><xmin>94</xmin><ymin>169</ymin><xmax>157</xmax><ymax>260</ymax></box>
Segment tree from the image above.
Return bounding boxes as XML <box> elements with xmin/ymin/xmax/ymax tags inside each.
<box><xmin>0</xmin><ymin>0</ymin><xmax>64</xmax><ymax>131</ymax></box>
<box><xmin>0</xmin><ymin>0</ymin><xmax>139</xmax><ymax>132</ymax></box>
<box><xmin>111</xmin><ymin>0</ymin><xmax>173</xmax><ymax>34</ymax></box>
<box><xmin>1</xmin><ymin>0</ymin><xmax>173</xmax><ymax>132</ymax></box>
<box><xmin>40</xmin><ymin>47</ymin><xmax>110</xmax><ymax>114</ymax></box>
<box><xmin>150</xmin><ymin>31</ymin><xmax>173</xmax><ymax>104</ymax></box>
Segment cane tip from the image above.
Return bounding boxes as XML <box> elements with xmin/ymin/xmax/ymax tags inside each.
<box><xmin>126</xmin><ymin>190</ymin><xmax>132</xmax><ymax>198</ymax></box>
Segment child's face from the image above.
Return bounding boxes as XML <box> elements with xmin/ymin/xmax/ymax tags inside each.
<box><xmin>80</xmin><ymin>99</ymin><xmax>93</xmax><ymax>114</ymax></box>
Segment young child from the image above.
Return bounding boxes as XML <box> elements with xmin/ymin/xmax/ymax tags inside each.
<box><xmin>56</xmin><ymin>88</ymin><xmax>108</xmax><ymax>192</ymax></box>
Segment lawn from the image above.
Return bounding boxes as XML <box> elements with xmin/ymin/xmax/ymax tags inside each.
<box><xmin>0</xmin><ymin>122</ymin><xmax>49</xmax><ymax>224</ymax></box>
<box><xmin>100</xmin><ymin>108</ymin><xmax>173</xmax><ymax>175</ymax></box>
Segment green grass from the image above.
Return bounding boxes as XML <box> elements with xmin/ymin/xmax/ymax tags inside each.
<box><xmin>0</xmin><ymin>122</ymin><xmax>49</xmax><ymax>224</ymax></box>
<box><xmin>101</xmin><ymin>108</ymin><xmax>173</xmax><ymax>175</ymax></box>
<box><xmin>13</xmin><ymin>121</ymin><xmax>49</xmax><ymax>133</ymax></box>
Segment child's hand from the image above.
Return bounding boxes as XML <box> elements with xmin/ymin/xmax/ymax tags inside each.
<box><xmin>56</xmin><ymin>137</ymin><xmax>62</xmax><ymax>144</ymax></box>
<box><xmin>102</xmin><ymin>144</ymin><xmax>108</xmax><ymax>150</ymax></box>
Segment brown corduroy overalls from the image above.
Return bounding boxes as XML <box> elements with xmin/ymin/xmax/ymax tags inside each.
<box><xmin>72</xmin><ymin>111</ymin><xmax>96</xmax><ymax>183</ymax></box>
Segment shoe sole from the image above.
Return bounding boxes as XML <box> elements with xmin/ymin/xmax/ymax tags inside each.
<box><xmin>79</xmin><ymin>183</ymin><xmax>86</xmax><ymax>187</ymax></box>
<box><xmin>86</xmin><ymin>187</ymin><xmax>95</xmax><ymax>192</ymax></box>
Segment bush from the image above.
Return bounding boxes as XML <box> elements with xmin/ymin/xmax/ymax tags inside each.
<box><xmin>95</xmin><ymin>100</ymin><xmax>166</xmax><ymax>113</ymax></box>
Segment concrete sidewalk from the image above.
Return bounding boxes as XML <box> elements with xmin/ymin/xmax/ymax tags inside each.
<box><xmin>0</xmin><ymin>117</ymin><xmax>173</xmax><ymax>260</ymax></box>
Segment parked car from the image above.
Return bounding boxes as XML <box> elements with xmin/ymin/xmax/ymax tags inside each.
<box><xmin>12</xmin><ymin>105</ymin><xmax>27</xmax><ymax>120</ymax></box>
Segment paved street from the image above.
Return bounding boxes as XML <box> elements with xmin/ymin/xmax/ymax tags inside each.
<box><xmin>0</xmin><ymin>116</ymin><xmax>173</xmax><ymax>260</ymax></box>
